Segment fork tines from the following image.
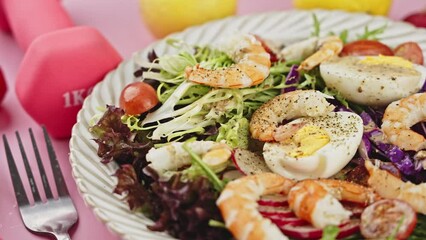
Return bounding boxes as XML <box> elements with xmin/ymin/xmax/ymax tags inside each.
<box><xmin>3</xmin><ymin>127</ymin><xmax>77</xmax><ymax>238</ymax></box>
<box><xmin>3</xmin><ymin>126</ymin><xmax>70</xmax><ymax>204</ymax></box>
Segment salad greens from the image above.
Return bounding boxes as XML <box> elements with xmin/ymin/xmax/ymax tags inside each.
<box><xmin>320</xmin><ymin>225</ymin><xmax>340</xmax><ymax>240</ymax></box>
<box><xmin>357</xmin><ymin>24</ymin><xmax>388</xmax><ymax>40</ymax></box>
<box><xmin>409</xmin><ymin>214</ymin><xmax>426</xmax><ymax>239</ymax></box>
<box><xmin>131</xmin><ymin>43</ymin><xmax>293</xmax><ymax>146</ymax></box>
<box><xmin>182</xmin><ymin>141</ymin><xmax>225</xmax><ymax>191</ymax></box>
<box><xmin>89</xmin><ymin>13</ymin><xmax>426</xmax><ymax>240</ymax></box>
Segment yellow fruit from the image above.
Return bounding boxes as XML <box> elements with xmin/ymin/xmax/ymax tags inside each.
<box><xmin>293</xmin><ymin>0</ymin><xmax>393</xmax><ymax>16</ymax></box>
<box><xmin>139</xmin><ymin>0</ymin><xmax>237</xmax><ymax>38</ymax></box>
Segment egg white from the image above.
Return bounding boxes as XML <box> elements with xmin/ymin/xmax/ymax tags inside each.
<box><xmin>263</xmin><ymin>112</ymin><xmax>363</xmax><ymax>180</ymax></box>
<box><xmin>320</xmin><ymin>56</ymin><xmax>426</xmax><ymax>106</ymax></box>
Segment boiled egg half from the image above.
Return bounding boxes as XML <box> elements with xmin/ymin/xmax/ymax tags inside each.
<box><xmin>320</xmin><ymin>55</ymin><xmax>426</xmax><ymax>106</ymax></box>
<box><xmin>263</xmin><ymin>112</ymin><xmax>363</xmax><ymax>180</ymax></box>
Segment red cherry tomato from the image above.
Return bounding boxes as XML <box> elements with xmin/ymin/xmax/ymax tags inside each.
<box><xmin>361</xmin><ymin>199</ymin><xmax>417</xmax><ymax>240</ymax></box>
<box><xmin>340</xmin><ymin>40</ymin><xmax>394</xmax><ymax>57</ymax></box>
<box><xmin>394</xmin><ymin>42</ymin><xmax>424</xmax><ymax>65</ymax></box>
<box><xmin>0</xmin><ymin>68</ymin><xmax>7</xmax><ymax>104</ymax></box>
<box><xmin>119</xmin><ymin>82</ymin><xmax>159</xmax><ymax>115</ymax></box>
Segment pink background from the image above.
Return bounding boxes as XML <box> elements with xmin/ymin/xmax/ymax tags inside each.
<box><xmin>0</xmin><ymin>0</ymin><xmax>424</xmax><ymax>239</ymax></box>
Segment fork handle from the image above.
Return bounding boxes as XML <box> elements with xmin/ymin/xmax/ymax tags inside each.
<box><xmin>53</xmin><ymin>232</ymin><xmax>71</xmax><ymax>240</ymax></box>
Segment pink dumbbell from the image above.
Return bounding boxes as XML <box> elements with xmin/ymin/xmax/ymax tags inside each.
<box><xmin>1</xmin><ymin>0</ymin><xmax>73</xmax><ymax>50</ymax></box>
<box><xmin>1</xmin><ymin>0</ymin><xmax>123</xmax><ymax>138</ymax></box>
<box><xmin>0</xmin><ymin>0</ymin><xmax>9</xmax><ymax>32</ymax></box>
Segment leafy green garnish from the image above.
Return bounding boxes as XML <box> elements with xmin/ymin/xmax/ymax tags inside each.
<box><xmin>357</xmin><ymin>24</ymin><xmax>387</xmax><ymax>40</ymax></box>
<box><xmin>323</xmin><ymin>87</ymin><xmax>349</xmax><ymax>108</ymax></box>
<box><xmin>321</xmin><ymin>225</ymin><xmax>340</xmax><ymax>240</ymax></box>
<box><xmin>182</xmin><ymin>142</ymin><xmax>225</xmax><ymax>191</ymax></box>
<box><xmin>409</xmin><ymin>214</ymin><xmax>426</xmax><ymax>240</ymax></box>
<box><xmin>339</xmin><ymin>29</ymin><xmax>349</xmax><ymax>44</ymax></box>
<box><xmin>208</xmin><ymin>219</ymin><xmax>227</xmax><ymax>228</ymax></box>
<box><xmin>311</xmin><ymin>13</ymin><xmax>321</xmax><ymax>37</ymax></box>
<box><xmin>158</xmin><ymin>53</ymin><xmax>197</xmax><ymax>76</ymax></box>
<box><xmin>216</xmin><ymin>117</ymin><xmax>250</xmax><ymax>149</ymax></box>
<box><xmin>386</xmin><ymin>215</ymin><xmax>405</xmax><ymax>240</ymax></box>
<box><xmin>121</xmin><ymin>114</ymin><xmax>144</xmax><ymax>131</ymax></box>
<box><xmin>299</xmin><ymin>73</ymin><xmax>318</xmax><ymax>90</ymax></box>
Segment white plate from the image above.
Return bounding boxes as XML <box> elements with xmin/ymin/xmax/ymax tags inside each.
<box><xmin>69</xmin><ymin>9</ymin><xmax>426</xmax><ymax>240</ymax></box>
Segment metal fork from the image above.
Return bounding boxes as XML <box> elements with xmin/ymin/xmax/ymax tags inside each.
<box><xmin>3</xmin><ymin>127</ymin><xmax>78</xmax><ymax>240</ymax></box>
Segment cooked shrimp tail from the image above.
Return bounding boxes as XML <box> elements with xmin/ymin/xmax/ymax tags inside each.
<box><xmin>298</xmin><ymin>35</ymin><xmax>343</xmax><ymax>71</ymax></box>
<box><xmin>185</xmin><ymin>34</ymin><xmax>271</xmax><ymax>88</ymax></box>
<box><xmin>216</xmin><ymin>173</ymin><xmax>295</xmax><ymax>240</ymax></box>
<box><xmin>288</xmin><ymin>179</ymin><xmax>378</xmax><ymax>228</ymax></box>
<box><xmin>381</xmin><ymin>92</ymin><xmax>426</xmax><ymax>151</ymax></box>
<box><xmin>366</xmin><ymin>160</ymin><xmax>426</xmax><ymax>214</ymax></box>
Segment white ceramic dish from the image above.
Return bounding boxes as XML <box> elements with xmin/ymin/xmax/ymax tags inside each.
<box><xmin>69</xmin><ymin>9</ymin><xmax>426</xmax><ymax>240</ymax></box>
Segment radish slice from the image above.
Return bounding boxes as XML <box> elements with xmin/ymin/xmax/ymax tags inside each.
<box><xmin>232</xmin><ymin>148</ymin><xmax>271</xmax><ymax>175</ymax></box>
<box><xmin>270</xmin><ymin>216</ymin><xmax>306</xmax><ymax>226</ymax></box>
<box><xmin>258</xmin><ymin>205</ymin><xmax>294</xmax><ymax>218</ymax></box>
<box><xmin>258</xmin><ymin>194</ymin><xmax>288</xmax><ymax>207</ymax></box>
<box><xmin>336</xmin><ymin>219</ymin><xmax>360</xmax><ymax>239</ymax></box>
<box><xmin>280</xmin><ymin>219</ymin><xmax>360</xmax><ymax>239</ymax></box>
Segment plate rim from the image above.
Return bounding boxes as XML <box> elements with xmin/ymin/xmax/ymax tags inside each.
<box><xmin>69</xmin><ymin>9</ymin><xmax>426</xmax><ymax>240</ymax></box>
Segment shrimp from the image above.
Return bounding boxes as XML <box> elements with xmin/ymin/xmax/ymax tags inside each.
<box><xmin>381</xmin><ymin>92</ymin><xmax>426</xmax><ymax>151</ymax></box>
<box><xmin>249</xmin><ymin>90</ymin><xmax>335</xmax><ymax>142</ymax></box>
<box><xmin>288</xmin><ymin>179</ymin><xmax>378</xmax><ymax>229</ymax></box>
<box><xmin>146</xmin><ymin>141</ymin><xmax>231</xmax><ymax>176</ymax></box>
<box><xmin>216</xmin><ymin>172</ymin><xmax>295</xmax><ymax>240</ymax></box>
<box><xmin>365</xmin><ymin>160</ymin><xmax>426</xmax><ymax>214</ymax></box>
<box><xmin>298</xmin><ymin>35</ymin><xmax>343</xmax><ymax>71</ymax></box>
<box><xmin>185</xmin><ymin>34</ymin><xmax>271</xmax><ymax>88</ymax></box>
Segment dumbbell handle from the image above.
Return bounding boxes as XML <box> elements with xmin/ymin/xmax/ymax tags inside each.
<box><xmin>2</xmin><ymin>0</ymin><xmax>73</xmax><ymax>50</ymax></box>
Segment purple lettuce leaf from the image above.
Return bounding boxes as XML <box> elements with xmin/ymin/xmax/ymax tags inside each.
<box><xmin>358</xmin><ymin>134</ymin><xmax>371</xmax><ymax>160</ymax></box>
<box><xmin>115</xmin><ymin>164</ymin><xmax>232</xmax><ymax>240</ymax></box>
<box><xmin>419</xmin><ymin>78</ymin><xmax>426</xmax><ymax>93</ymax></box>
<box><xmin>148</xmin><ymin>174</ymin><xmax>231</xmax><ymax>240</ymax></box>
<box><xmin>360</xmin><ymin>111</ymin><xmax>422</xmax><ymax>177</ymax></box>
<box><xmin>114</xmin><ymin>164</ymin><xmax>157</xmax><ymax>212</ymax></box>
<box><xmin>89</xmin><ymin>105</ymin><xmax>151</xmax><ymax>164</ymax></box>
<box><xmin>281</xmin><ymin>64</ymin><xmax>300</xmax><ymax>93</ymax></box>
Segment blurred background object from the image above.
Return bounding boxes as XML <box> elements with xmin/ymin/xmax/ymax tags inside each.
<box><xmin>403</xmin><ymin>10</ymin><xmax>426</xmax><ymax>28</ymax></box>
<box><xmin>293</xmin><ymin>0</ymin><xmax>393</xmax><ymax>16</ymax></box>
<box><xmin>0</xmin><ymin>68</ymin><xmax>7</xmax><ymax>104</ymax></box>
<box><xmin>138</xmin><ymin>0</ymin><xmax>237</xmax><ymax>38</ymax></box>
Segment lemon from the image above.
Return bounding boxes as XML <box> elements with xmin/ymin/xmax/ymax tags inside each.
<box><xmin>139</xmin><ymin>0</ymin><xmax>237</xmax><ymax>38</ymax></box>
<box><xmin>293</xmin><ymin>0</ymin><xmax>393</xmax><ymax>16</ymax></box>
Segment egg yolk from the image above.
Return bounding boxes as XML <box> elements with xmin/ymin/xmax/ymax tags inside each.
<box><xmin>359</xmin><ymin>55</ymin><xmax>413</xmax><ymax>69</ymax></box>
<box><xmin>289</xmin><ymin>125</ymin><xmax>330</xmax><ymax>158</ymax></box>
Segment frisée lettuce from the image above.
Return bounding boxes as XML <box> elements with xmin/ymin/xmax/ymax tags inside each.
<box><xmin>129</xmin><ymin>41</ymin><xmax>294</xmax><ymax>147</ymax></box>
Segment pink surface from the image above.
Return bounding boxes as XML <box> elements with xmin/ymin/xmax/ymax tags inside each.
<box><xmin>0</xmin><ymin>0</ymin><xmax>424</xmax><ymax>239</ymax></box>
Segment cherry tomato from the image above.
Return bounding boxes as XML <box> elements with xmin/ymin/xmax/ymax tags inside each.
<box><xmin>119</xmin><ymin>82</ymin><xmax>159</xmax><ymax>115</ymax></box>
<box><xmin>0</xmin><ymin>68</ymin><xmax>7</xmax><ymax>104</ymax></box>
<box><xmin>340</xmin><ymin>40</ymin><xmax>394</xmax><ymax>57</ymax></box>
<box><xmin>394</xmin><ymin>42</ymin><xmax>424</xmax><ymax>65</ymax></box>
<box><xmin>361</xmin><ymin>199</ymin><xmax>417</xmax><ymax>240</ymax></box>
